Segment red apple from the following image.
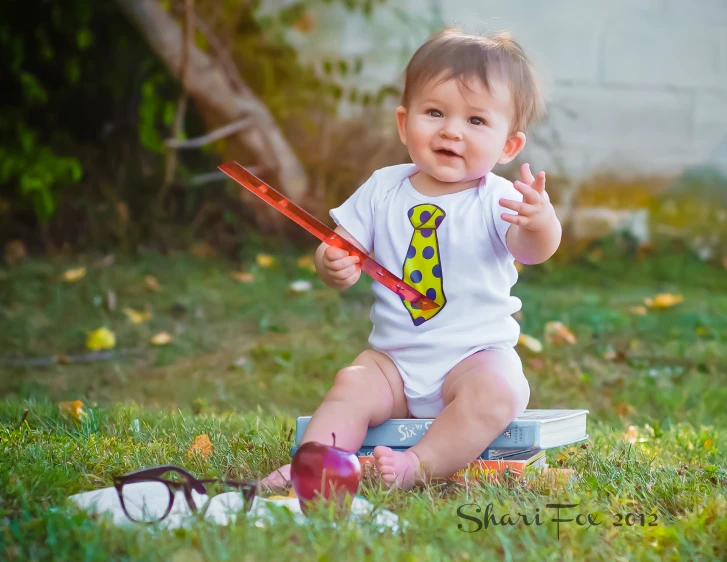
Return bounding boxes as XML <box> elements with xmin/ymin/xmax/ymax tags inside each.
<box><xmin>291</xmin><ymin>432</ymin><xmax>361</xmax><ymax>514</ymax></box>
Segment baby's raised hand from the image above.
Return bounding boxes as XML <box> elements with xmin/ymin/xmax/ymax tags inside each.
<box><xmin>322</xmin><ymin>245</ymin><xmax>361</xmax><ymax>289</ymax></box>
<box><xmin>499</xmin><ymin>163</ymin><xmax>555</xmax><ymax>232</ymax></box>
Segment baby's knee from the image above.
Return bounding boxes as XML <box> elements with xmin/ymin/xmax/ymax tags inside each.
<box><xmin>326</xmin><ymin>359</ymin><xmax>382</xmax><ymax>403</ymax></box>
<box><xmin>330</xmin><ymin>364</ymin><xmax>368</xmax><ymax>393</ymax></box>
<box><xmin>462</xmin><ymin>372</ymin><xmax>529</xmax><ymax>426</ymax></box>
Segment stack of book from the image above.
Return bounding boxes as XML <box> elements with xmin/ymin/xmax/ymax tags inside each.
<box><xmin>290</xmin><ymin>409</ymin><xmax>589</xmax><ymax>484</ymax></box>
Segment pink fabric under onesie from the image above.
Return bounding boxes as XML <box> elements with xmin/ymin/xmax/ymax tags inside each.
<box><xmin>329</xmin><ymin>164</ymin><xmax>530</xmax><ymax>418</ymax></box>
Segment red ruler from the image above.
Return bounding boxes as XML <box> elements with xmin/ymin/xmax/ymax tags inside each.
<box><xmin>218</xmin><ymin>162</ymin><xmax>439</xmax><ymax>311</ymax></box>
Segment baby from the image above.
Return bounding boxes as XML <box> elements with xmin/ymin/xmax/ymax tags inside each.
<box><xmin>262</xmin><ymin>28</ymin><xmax>561</xmax><ymax>490</ymax></box>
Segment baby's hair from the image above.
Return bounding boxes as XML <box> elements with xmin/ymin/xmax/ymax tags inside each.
<box><xmin>401</xmin><ymin>28</ymin><xmax>546</xmax><ymax>133</ymax></box>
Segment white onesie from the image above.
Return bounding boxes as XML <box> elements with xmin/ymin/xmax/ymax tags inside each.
<box><xmin>329</xmin><ymin>163</ymin><xmax>526</xmax><ymax>418</ymax></box>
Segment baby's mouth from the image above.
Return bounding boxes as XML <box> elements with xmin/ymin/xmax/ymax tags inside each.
<box><xmin>434</xmin><ymin>148</ymin><xmax>462</xmax><ymax>159</ymax></box>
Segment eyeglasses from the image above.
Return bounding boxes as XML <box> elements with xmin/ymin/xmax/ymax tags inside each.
<box><xmin>113</xmin><ymin>465</ymin><xmax>258</xmax><ymax>524</ymax></box>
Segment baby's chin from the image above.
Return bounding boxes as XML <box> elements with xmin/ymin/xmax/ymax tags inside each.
<box><xmin>421</xmin><ymin>166</ymin><xmax>483</xmax><ymax>187</ymax></box>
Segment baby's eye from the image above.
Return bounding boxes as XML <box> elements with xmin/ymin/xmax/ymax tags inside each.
<box><xmin>427</xmin><ymin>109</ymin><xmax>443</xmax><ymax>118</ymax></box>
<box><xmin>469</xmin><ymin>116</ymin><xmax>486</xmax><ymax>126</ymax></box>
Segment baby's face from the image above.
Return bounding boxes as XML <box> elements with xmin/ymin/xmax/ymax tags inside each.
<box><xmin>397</xmin><ymin>74</ymin><xmax>520</xmax><ymax>189</ymax></box>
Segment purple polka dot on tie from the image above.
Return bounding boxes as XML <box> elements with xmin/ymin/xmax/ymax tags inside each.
<box><xmin>421</xmin><ymin>229</ymin><xmax>432</xmax><ymax>238</ymax></box>
<box><xmin>411</xmin><ymin>301</ymin><xmax>419</xmax><ymax>310</ymax></box>
<box><xmin>420</xmin><ymin>210</ymin><xmax>432</xmax><ymax>224</ymax></box>
<box><xmin>410</xmin><ymin>270</ymin><xmax>423</xmax><ymax>283</ymax></box>
<box><xmin>426</xmin><ymin>288</ymin><xmax>437</xmax><ymax>300</ymax></box>
<box><xmin>413</xmin><ymin>316</ymin><xmax>426</xmax><ymax>326</ymax></box>
<box><xmin>408</xmin><ymin>208</ymin><xmax>414</xmax><ymax>219</ymax></box>
<box><xmin>432</xmin><ymin>264</ymin><xmax>442</xmax><ymax>278</ymax></box>
<box><xmin>435</xmin><ymin>215</ymin><xmax>444</xmax><ymax>228</ymax></box>
<box><xmin>407</xmin><ymin>245</ymin><xmax>416</xmax><ymax>259</ymax></box>
<box><xmin>423</xmin><ymin>246</ymin><xmax>434</xmax><ymax>259</ymax></box>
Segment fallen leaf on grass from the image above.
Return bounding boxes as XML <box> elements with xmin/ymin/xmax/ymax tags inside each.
<box><xmin>614</xmin><ymin>403</ymin><xmax>636</xmax><ymax>417</ymax></box>
<box><xmin>296</xmin><ymin>255</ymin><xmax>316</xmax><ymax>272</ymax></box>
<box><xmin>58</xmin><ymin>400</ymin><xmax>85</xmax><ymax>421</ymax></box>
<box><xmin>256</xmin><ymin>254</ymin><xmax>274</xmax><ymax>268</ymax></box>
<box><xmin>191</xmin><ymin>242</ymin><xmax>215</xmax><ymax>258</ymax></box>
<box><xmin>625</xmin><ymin>425</ymin><xmax>639</xmax><ymax>444</ymax></box>
<box><xmin>644</xmin><ymin>293</ymin><xmax>683</xmax><ymax>309</ymax></box>
<box><xmin>188</xmin><ymin>434</ymin><xmax>214</xmax><ymax>459</ymax></box>
<box><xmin>230</xmin><ymin>356</ymin><xmax>249</xmax><ymax>369</ymax></box>
<box><xmin>544</xmin><ymin>321</ymin><xmax>576</xmax><ymax>345</ymax></box>
<box><xmin>629</xmin><ymin>306</ymin><xmax>648</xmax><ymax>316</ymax></box>
<box><xmin>555</xmin><ymin>447</ymin><xmax>580</xmax><ymax>464</ymax></box>
<box><xmin>517</xmin><ymin>334</ymin><xmax>543</xmax><ymax>353</ymax></box>
<box><xmin>231</xmin><ymin>271</ymin><xmax>255</xmax><ymax>283</ymax></box>
<box><xmin>144</xmin><ymin>276</ymin><xmax>162</xmax><ymax>292</ymax></box>
<box><xmin>123</xmin><ymin>307</ymin><xmax>152</xmax><ymax>324</ymax></box>
<box><xmin>151</xmin><ymin>331</ymin><xmax>173</xmax><ymax>345</ymax></box>
<box><xmin>86</xmin><ymin>327</ymin><xmax>116</xmax><ymax>350</ymax></box>
<box><xmin>52</xmin><ymin>353</ymin><xmax>73</xmax><ymax>365</ymax></box>
<box><xmin>93</xmin><ymin>254</ymin><xmax>115</xmax><ymax>268</ymax></box>
<box><xmin>602</xmin><ymin>347</ymin><xmax>627</xmax><ymax>362</ymax></box>
<box><xmin>106</xmin><ymin>291</ymin><xmax>117</xmax><ymax>312</ymax></box>
<box><xmin>289</xmin><ymin>280</ymin><xmax>312</xmax><ymax>293</ymax></box>
<box><xmin>62</xmin><ymin>267</ymin><xmax>86</xmax><ymax>283</ymax></box>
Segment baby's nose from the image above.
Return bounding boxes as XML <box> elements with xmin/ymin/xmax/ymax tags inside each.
<box><xmin>439</xmin><ymin>122</ymin><xmax>463</xmax><ymax>140</ymax></box>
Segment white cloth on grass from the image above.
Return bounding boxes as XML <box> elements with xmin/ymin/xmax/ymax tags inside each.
<box><xmin>68</xmin><ymin>485</ymin><xmax>403</xmax><ymax>533</ymax></box>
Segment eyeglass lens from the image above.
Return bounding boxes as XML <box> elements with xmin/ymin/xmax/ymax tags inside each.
<box><xmin>120</xmin><ymin>481</ymin><xmax>174</xmax><ymax>523</ymax></box>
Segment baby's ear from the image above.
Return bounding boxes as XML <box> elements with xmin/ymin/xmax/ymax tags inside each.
<box><xmin>395</xmin><ymin>106</ymin><xmax>408</xmax><ymax>146</ymax></box>
<box><xmin>498</xmin><ymin>132</ymin><xmax>526</xmax><ymax>164</ymax></box>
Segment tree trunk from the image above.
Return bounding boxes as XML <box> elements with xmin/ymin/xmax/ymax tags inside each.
<box><xmin>114</xmin><ymin>0</ymin><xmax>309</xmax><ymax>221</ymax></box>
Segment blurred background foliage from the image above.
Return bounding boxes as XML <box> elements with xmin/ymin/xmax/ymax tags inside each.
<box><xmin>0</xmin><ymin>0</ymin><xmax>400</xmax><ymax>258</ymax></box>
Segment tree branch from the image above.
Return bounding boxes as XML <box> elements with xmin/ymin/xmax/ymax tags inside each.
<box><xmin>165</xmin><ymin>117</ymin><xmax>254</xmax><ymax>149</ymax></box>
<box><xmin>159</xmin><ymin>0</ymin><xmax>194</xmax><ymax>210</ymax></box>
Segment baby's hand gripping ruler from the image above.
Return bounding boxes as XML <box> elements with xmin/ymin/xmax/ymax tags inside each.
<box><xmin>218</xmin><ymin>162</ymin><xmax>439</xmax><ymax>311</ymax></box>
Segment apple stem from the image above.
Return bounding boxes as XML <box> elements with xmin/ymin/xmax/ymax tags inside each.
<box><xmin>332</xmin><ymin>432</ymin><xmax>336</xmax><ymax>447</ymax></box>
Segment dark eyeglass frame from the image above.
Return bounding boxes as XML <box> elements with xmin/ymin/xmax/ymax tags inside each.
<box><xmin>113</xmin><ymin>465</ymin><xmax>258</xmax><ymax>524</ymax></box>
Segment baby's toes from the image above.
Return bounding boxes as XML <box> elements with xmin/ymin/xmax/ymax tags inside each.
<box><xmin>373</xmin><ymin>445</ymin><xmax>392</xmax><ymax>460</ymax></box>
<box><xmin>261</xmin><ymin>464</ymin><xmax>291</xmax><ymax>489</ymax></box>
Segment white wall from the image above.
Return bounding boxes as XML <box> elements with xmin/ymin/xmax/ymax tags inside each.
<box><xmin>258</xmin><ymin>0</ymin><xmax>727</xmax><ymax>180</ymax></box>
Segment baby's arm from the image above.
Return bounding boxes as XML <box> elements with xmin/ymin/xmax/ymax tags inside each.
<box><xmin>315</xmin><ymin>225</ymin><xmax>368</xmax><ymax>289</ymax></box>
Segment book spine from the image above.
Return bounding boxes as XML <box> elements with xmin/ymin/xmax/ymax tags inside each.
<box><xmin>295</xmin><ymin>417</ymin><xmax>541</xmax><ymax>449</ymax></box>
<box><xmin>289</xmin><ymin>445</ymin><xmax>534</xmax><ymax>460</ymax></box>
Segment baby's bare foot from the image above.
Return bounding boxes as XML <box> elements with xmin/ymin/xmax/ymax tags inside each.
<box><xmin>260</xmin><ymin>464</ymin><xmax>291</xmax><ymax>490</ymax></box>
<box><xmin>373</xmin><ymin>446</ymin><xmax>420</xmax><ymax>490</ymax></box>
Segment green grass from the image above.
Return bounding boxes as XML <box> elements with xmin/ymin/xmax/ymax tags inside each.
<box><xmin>1</xmin><ymin>249</ymin><xmax>726</xmax><ymax>561</ymax></box>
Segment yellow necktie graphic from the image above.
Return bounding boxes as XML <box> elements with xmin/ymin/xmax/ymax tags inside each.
<box><xmin>402</xmin><ymin>204</ymin><xmax>446</xmax><ymax>325</ymax></box>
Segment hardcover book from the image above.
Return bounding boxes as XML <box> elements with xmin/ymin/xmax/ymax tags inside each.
<box><xmin>294</xmin><ymin>409</ymin><xmax>588</xmax><ymax>450</ymax></box>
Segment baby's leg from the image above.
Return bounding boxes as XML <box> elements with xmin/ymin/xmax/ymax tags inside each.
<box><xmin>374</xmin><ymin>348</ymin><xmax>529</xmax><ymax>489</ymax></box>
<box><xmin>260</xmin><ymin>349</ymin><xmax>409</xmax><ymax>489</ymax></box>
